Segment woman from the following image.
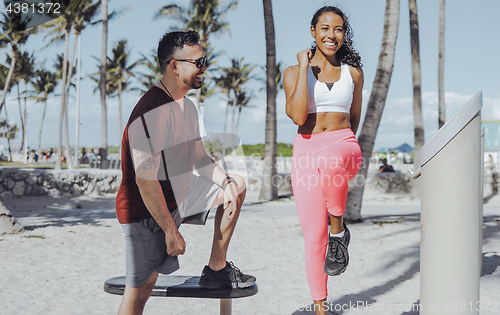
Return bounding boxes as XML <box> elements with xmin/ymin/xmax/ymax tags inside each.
<box><xmin>283</xmin><ymin>6</ymin><xmax>363</xmax><ymax>313</ymax></box>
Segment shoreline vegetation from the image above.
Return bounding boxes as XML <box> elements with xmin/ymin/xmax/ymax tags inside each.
<box><xmin>0</xmin><ymin>143</ymin><xmax>294</xmax><ymax>169</ymax></box>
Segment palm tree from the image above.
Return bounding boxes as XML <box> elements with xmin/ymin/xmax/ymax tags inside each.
<box><xmin>213</xmin><ymin>57</ymin><xmax>254</xmax><ymax>154</ymax></box>
<box><xmin>44</xmin><ymin>0</ymin><xmax>103</xmax><ymax>169</ymax></box>
<box><xmin>344</xmin><ymin>0</ymin><xmax>400</xmax><ymax>222</ymax></box>
<box><xmin>4</xmin><ymin>54</ymin><xmax>21</xmax><ymax>138</ymax></box>
<box><xmin>261</xmin><ymin>0</ymin><xmax>278</xmax><ymax>200</ymax></box>
<box><xmin>135</xmin><ymin>50</ymin><xmax>162</xmax><ymax>93</ymax></box>
<box><xmin>53</xmin><ymin>53</ymin><xmax>77</xmax><ymax>168</ymax></box>
<box><xmin>0</xmin><ymin>63</ymin><xmax>9</xmax><ymax>97</ymax></box>
<box><xmin>438</xmin><ymin>0</ymin><xmax>445</xmax><ymax>129</ymax></box>
<box><xmin>155</xmin><ymin>0</ymin><xmax>237</xmax><ymax>52</ymax></box>
<box><xmin>234</xmin><ymin>88</ymin><xmax>254</xmax><ymax>135</ymax></box>
<box><xmin>19</xmin><ymin>52</ymin><xmax>35</xmax><ymax>162</ymax></box>
<box><xmin>0</xmin><ymin>63</ymin><xmax>15</xmax><ymax>161</ymax></box>
<box><xmin>155</xmin><ymin>0</ymin><xmax>237</xmax><ymax>108</ymax></box>
<box><xmin>72</xmin><ymin>0</ymin><xmax>102</xmax><ymax>164</ymax></box>
<box><xmin>89</xmin><ymin>58</ymin><xmax>117</xmax><ymax>106</ymax></box>
<box><xmin>0</xmin><ymin>119</ymin><xmax>18</xmax><ymax>161</ymax></box>
<box><xmin>107</xmin><ymin>39</ymin><xmax>142</xmax><ymax>140</ymax></box>
<box><xmin>409</xmin><ymin>0</ymin><xmax>425</xmax><ymax>198</ymax></box>
<box><xmin>32</xmin><ymin>69</ymin><xmax>58</xmax><ymax>152</ymax></box>
<box><xmin>0</xmin><ymin>12</ymin><xmax>37</xmax><ymax>117</ymax></box>
<box><xmin>42</xmin><ymin>0</ymin><xmax>83</xmax><ymax>169</ymax></box>
<box><xmin>54</xmin><ymin>54</ymin><xmax>76</xmax><ymax>85</ymax></box>
<box><xmin>6</xmin><ymin>50</ymin><xmax>35</xmax><ymax>153</ymax></box>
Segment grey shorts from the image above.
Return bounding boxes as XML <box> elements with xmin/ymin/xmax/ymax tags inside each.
<box><xmin>122</xmin><ymin>175</ymin><xmax>220</xmax><ymax>288</ymax></box>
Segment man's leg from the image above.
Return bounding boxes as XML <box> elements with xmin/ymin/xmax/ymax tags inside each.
<box><xmin>118</xmin><ymin>271</ymin><xmax>158</xmax><ymax>315</ymax></box>
<box><xmin>208</xmin><ymin>174</ymin><xmax>246</xmax><ymax>271</ymax></box>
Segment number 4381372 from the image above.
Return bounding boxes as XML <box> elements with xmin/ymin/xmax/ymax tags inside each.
<box><xmin>5</xmin><ymin>2</ymin><xmax>61</xmax><ymax>15</ymax></box>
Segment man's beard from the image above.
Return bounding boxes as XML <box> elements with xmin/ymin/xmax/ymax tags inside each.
<box><xmin>183</xmin><ymin>76</ymin><xmax>202</xmax><ymax>89</ymax></box>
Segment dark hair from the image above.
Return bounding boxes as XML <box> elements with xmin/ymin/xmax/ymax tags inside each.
<box><xmin>311</xmin><ymin>6</ymin><xmax>362</xmax><ymax>68</ymax></box>
<box><xmin>157</xmin><ymin>30</ymin><xmax>200</xmax><ymax>72</ymax></box>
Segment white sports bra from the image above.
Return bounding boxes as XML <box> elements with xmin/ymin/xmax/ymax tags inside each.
<box><xmin>307</xmin><ymin>63</ymin><xmax>354</xmax><ymax>114</ymax></box>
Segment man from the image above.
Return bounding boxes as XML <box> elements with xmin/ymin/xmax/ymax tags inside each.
<box><xmin>378</xmin><ymin>158</ymin><xmax>395</xmax><ymax>173</ymax></box>
<box><xmin>115</xmin><ymin>31</ymin><xmax>255</xmax><ymax>315</ymax></box>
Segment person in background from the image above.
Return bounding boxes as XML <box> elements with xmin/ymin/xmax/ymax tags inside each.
<box><xmin>378</xmin><ymin>158</ymin><xmax>395</xmax><ymax>173</ymax></box>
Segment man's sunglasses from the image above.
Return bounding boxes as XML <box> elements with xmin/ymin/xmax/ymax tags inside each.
<box><xmin>167</xmin><ymin>56</ymin><xmax>207</xmax><ymax>68</ymax></box>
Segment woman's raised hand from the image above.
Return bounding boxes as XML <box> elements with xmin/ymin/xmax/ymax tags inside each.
<box><xmin>297</xmin><ymin>49</ymin><xmax>312</xmax><ymax>68</ymax></box>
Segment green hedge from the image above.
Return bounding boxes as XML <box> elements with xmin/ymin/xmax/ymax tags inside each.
<box><xmin>242</xmin><ymin>143</ymin><xmax>293</xmax><ymax>157</ymax></box>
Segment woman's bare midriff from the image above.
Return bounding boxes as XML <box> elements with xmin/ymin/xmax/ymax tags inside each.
<box><xmin>297</xmin><ymin>112</ymin><xmax>351</xmax><ymax>134</ymax></box>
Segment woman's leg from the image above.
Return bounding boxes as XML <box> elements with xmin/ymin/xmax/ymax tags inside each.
<box><xmin>317</xmin><ymin>137</ymin><xmax>361</xmax><ymax>276</ymax></box>
<box><xmin>292</xmin><ymin>150</ymin><xmax>329</xmax><ymax>301</ymax></box>
<box><xmin>317</xmin><ymin>138</ymin><xmax>361</xmax><ymax>222</ymax></box>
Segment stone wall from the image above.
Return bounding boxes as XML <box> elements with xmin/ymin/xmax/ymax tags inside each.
<box><xmin>0</xmin><ymin>169</ymin><xmax>121</xmax><ymax>200</ymax></box>
<box><xmin>368</xmin><ymin>172</ymin><xmax>413</xmax><ymax>193</ymax></box>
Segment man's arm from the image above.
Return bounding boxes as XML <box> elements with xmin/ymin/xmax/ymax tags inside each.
<box><xmin>134</xmin><ymin>150</ymin><xmax>185</xmax><ymax>256</ymax></box>
<box><xmin>192</xmin><ymin>139</ymin><xmax>242</xmax><ymax>212</ymax></box>
<box><xmin>192</xmin><ymin>139</ymin><xmax>227</xmax><ymax>185</ymax></box>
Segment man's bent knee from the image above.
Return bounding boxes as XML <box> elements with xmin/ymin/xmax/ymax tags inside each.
<box><xmin>228</xmin><ymin>173</ymin><xmax>246</xmax><ymax>197</ymax></box>
<box><xmin>125</xmin><ymin>272</ymin><xmax>157</xmax><ymax>302</ymax></box>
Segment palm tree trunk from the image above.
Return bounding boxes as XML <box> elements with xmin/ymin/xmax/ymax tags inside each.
<box><xmin>64</xmin><ymin>88</ymin><xmax>75</xmax><ymax>169</ymax></box>
<box><xmin>118</xmin><ymin>78</ymin><xmax>123</xmax><ymax>149</ymax></box>
<box><xmin>260</xmin><ymin>0</ymin><xmax>278</xmax><ymax>200</ymax></box>
<box><xmin>3</xmin><ymin>106</ymin><xmax>12</xmax><ymax>161</ymax></box>
<box><xmin>75</xmin><ymin>34</ymin><xmax>82</xmax><ymax>166</ymax></box>
<box><xmin>17</xmin><ymin>85</ymin><xmax>24</xmax><ymax>149</ymax></box>
<box><xmin>23</xmin><ymin>82</ymin><xmax>28</xmax><ymax>164</ymax></box>
<box><xmin>195</xmin><ymin>88</ymin><xmax>202</xmax><ymax>111</ymax></box>
<box><xmin>344</xmin><ymin>0</ymin><xmax>400</xmax><ymax>222</ymax></box>
<box><xmin>231</xmin><ymin>97</ymin><xmax>237</xmax><ymax>154</ymax></box>
<box><xmin>56</xmin><ymin>30</ymin><xmax>70</xmax><ymax>170</ymax></box>
<box><xmin>409</xmin><ymin>0</ymin><xmax>425</xmax><ymax>197</ymax></box>
<box><xmin>222</xmin><ymin>100</ymin><xmax>229</xmax><ymax>157</ymax></box>
<box><xmin>438</xmin><ymin>0</ymin><xmax>445</xmax><ymax>129</ymax></box>
<box><xmin>38</xmin><ymin>99</ymin><xmax>47</xmax><ymax>152</ymax></box>
<box><xmin>100</xmin><ymin>0</ymin><xmax>109</xmax><ymax>169</ymax></box>
<box><xmin>236</xmin><ymin>106</ymin><xmax>242</xmax><ymax>135</ymax></box>
<box><xmin>0</xmin><ymin>51</ymin><xmax>16</xmax><ymax>116</ymax></box>
<box><xmin>63</xmin><ymin>30</ymin><xmax>78</xmax><ymax>170</ymax></box>
<box><xmin>7</xmin><ymin>137</ymin><xmax>12</xmax><ymax>162</ymax></box>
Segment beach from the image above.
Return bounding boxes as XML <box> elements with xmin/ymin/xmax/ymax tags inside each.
<box><xmin>1</xmin><ymin>188</ymin><xmax>500</xmax><ymax>314</ymax></box>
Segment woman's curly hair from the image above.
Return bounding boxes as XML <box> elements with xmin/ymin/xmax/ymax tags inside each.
<box><xmin>311</xmin><ymin>6</ymin><xmax>362</xmax><ymax>69</ymax></box>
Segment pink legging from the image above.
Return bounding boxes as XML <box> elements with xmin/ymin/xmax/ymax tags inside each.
<box><xmin>291</xmin><ymin>128</ymin><xmax>362</xmax><ymax>300</ymax></box>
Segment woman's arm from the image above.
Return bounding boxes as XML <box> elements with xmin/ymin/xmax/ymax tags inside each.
<box><xmin>349</xmin><ymin>66</ymin><xmax>364</xmax><ymax>135</ymax></box>
<box><xmin>284</xmin><ymin>50</ymin><xmax>312</xmax><ymax>126</ymax></box>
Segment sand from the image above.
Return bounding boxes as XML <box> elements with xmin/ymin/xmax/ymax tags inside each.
<box><xmin>1</xmin><ymin>190</ymin><xmax>499</xmax><ymax>314</ymax></box>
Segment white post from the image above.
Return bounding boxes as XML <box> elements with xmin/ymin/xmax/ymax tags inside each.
<box><xmin>75</xmin><ymin>34</ymin><xmax>81</xmax><ymax>167</ymax></box>
<box><xmin>479</xmin><ymin>127</ymin><xmax>485</xmax><ymax>276</ymax></box>
<box><xmin>420</xmin><ymin>92</ymin><xmax>482</xmax><ymax>314</ymax></box>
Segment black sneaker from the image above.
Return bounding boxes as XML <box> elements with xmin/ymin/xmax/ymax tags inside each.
<box><xmin>324</xmin><ymin>223</ymin><xmax>350</xmax><ymax>276</ymax></box>
<box><xmin>199</xmin><ymin>261</ymin><xmax>256</xmax><ymax>289</ymax></box>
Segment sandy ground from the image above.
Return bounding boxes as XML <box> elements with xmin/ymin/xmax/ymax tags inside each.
<box><xmin>1</xmin><ymin>190</ymin><xmax>500</xmax><ymax>314</ymax></box>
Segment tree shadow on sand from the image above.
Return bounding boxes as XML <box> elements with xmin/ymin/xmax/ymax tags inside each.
<box><xmin>292</xmin><ymin>215</ymin><xmax>500</xmax><ymax>315</ymax></box>
<box><xmin>3</xmin><ymin>195</ymin><xmax>118</xmax><ymax>230</ymax></box>
<box><xmin>481</xmin><ymin>216</ymin><xmax>500</xmax><ymax>276</ymax></box>
<box><xmin>292</xmin><ymin>220</ymin><xmax>421</xmax><ymax>315</ymax></box>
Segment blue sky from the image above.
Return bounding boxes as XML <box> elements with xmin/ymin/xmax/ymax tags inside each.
<box><xmin>2</xmin><ymin>0</ymin><xmax>500</xmax><ymax>152</ymax></box>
